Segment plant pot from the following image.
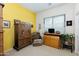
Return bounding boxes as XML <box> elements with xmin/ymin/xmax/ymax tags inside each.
<box><xmin>65</xmin><ymin>41</ymin><xmax>69</xmax><ymax>45</ymax></box>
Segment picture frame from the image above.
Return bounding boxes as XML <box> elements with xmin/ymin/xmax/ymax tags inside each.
<box><xmin>3</xmin><ymin>20</ymin><xmax>10</xmax><ymax>28</ymax></box>
<box><xmin>39</xmin><ymin>24</ymin><xmax>41</xmax><ymax>30</ymax></box>
<box><xmin>66</xmin><ymin>20</ymin><xmax>72</xmax><ymax>26</ymax></box>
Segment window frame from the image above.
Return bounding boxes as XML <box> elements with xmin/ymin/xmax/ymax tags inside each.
<box><xmin>43</xmin><ymin>14</ymin><xmax>66</xmax><ymax>34</ymax></box>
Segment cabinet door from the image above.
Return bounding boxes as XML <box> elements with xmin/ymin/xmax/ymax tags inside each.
<box><xmin>43</xmin><ymin>35</ymin><xmax>51</xmax><ymax>46</ymax></box>
<box><xmin>50</xmin><ymin>36</ymin><xmax>60</xmax><ymax>48</ymax></box>
<box><xmin>0</xmin><ymin>32</ymin><xmax>3</xmax><ymax>55</ymax></box>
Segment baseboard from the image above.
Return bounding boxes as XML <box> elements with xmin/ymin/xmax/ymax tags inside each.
<box><xmin>74</xmin><ymin>51</ymin><xmax>79</xmax><ymax>55</ymax></box>
<box><xmin>76</xmin><ymin>52</ymin><xmax>79</xmax><ymax>55</ymax></box>
<box><xmin>4</xmin><ymin>48</ymin><xmax>13</xmax><ymax>54</ymax></box>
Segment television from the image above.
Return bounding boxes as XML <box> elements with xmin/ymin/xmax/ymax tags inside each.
<box><xmin>48</xmin><ymin>28</ymin><xmax>55</xmax><ymax>33</ymax></box>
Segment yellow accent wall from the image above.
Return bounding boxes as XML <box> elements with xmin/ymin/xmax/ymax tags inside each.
<box><xmin>3</xmin><ymin>3</ymin><xmax>36</xmax><ymax>52</ymax></box>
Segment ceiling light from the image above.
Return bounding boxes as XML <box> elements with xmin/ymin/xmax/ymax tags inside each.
<box><xmin>48</xmin><ymin>3</ymin><xmax>52</xmax><ymax>6</ymax></box>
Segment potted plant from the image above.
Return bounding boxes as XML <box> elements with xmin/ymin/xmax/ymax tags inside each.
<box><xmin>60</xmin><ymin>34</ymin><xmax>75</xmax><ymax>47</ymax></box>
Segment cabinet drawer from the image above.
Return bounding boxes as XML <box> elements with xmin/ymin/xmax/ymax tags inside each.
<box><xmin>0</xmin><ymin>47</ymin><xmax>3</xmax><ymax>53</ymax></box>
<box><xmin>19</xmin><ymin>38</ymin><xmax>31</xmax><ymax>42</ymax></box>
<box><xmin>0</xmin><ymin>33</ymin><xmax>3</xmax><ymax>40</ymax></box>
<box><xmin>0</xmin><ymin>44</ymin><xmax>3</xmax><ymax>47</ymax></box>
<box><xmin>19</xmin><ymin>39</ymin><xmax>31</xmax><ymax>45</ymax></box>
<box><xmin>0</xmin><ymin>41</ymin><xmax>3</xmax><ymax>47</ymax></box>
<box><xmin>0</xmin><ymin>39</ymin><xmax>3</xmax><ymax>43</ymax></box>
<box><xmin>19</xmin><ymin>41</ymin><xmax>30</xmax><ymax>48</ymax></box>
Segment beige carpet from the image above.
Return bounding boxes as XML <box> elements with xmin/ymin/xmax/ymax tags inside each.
<box><xmin>5</xmin><ymin>45</ymin><xmax>78</xmax><ymax>56</ymax></box>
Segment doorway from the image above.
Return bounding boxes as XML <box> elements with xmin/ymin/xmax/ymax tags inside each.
<box><xmin>75</xmin><ymin>14</ymin><xmax>79</xmax><ymax>54</ymax></box>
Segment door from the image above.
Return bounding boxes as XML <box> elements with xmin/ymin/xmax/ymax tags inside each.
<box><xmin>0</xmin><ymin>3</ymin><xmax>4</xmax><ymax>56</ymax></box>
<box><xmin>75</xmin><ymin>14</ymin><xmax>79</xmax><ymax>53</ymax></box>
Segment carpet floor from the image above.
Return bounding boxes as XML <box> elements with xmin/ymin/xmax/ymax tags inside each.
<box><xmin>5</xmin><ymin>45</ymin><xmax>78</xmax><ymax>56</ymax></box>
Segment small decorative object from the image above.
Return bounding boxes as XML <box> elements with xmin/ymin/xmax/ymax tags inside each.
<box><xmin>31</xmin><ymin>24</ymin><xmax>33</xmax><ymax>28</ymax></box>
<box><xmin>66</xmin><ymin>20</ymin><xmax>72</xmax><ymax>26</ymax></box>
<box><xmin>65</xmin><ymin>41</ymin><xmax>69</xmax><ymax>45</ymax></box>
<box><xmin>3</xmin><ymin>20</ymin><xmax>10</xmax><ymax>28</ymax></box>
<box><xmin>38</xmin><ymin>24</ymin><xmax>41</xmax><ymax>30</ymax></box>
<box><xmin>56</xmin><ymin>31</ymin><xmax>60</xmax><ymax>34</ymax></box>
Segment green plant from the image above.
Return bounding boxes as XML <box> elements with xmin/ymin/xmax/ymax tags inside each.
<box><xmin>60</xmin><ymin>34</ymin><xmax>75</xmax><ymax>44</ymax></box>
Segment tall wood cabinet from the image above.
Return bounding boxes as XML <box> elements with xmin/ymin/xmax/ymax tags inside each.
<box><xmin>14</xmin><ymin>20</ymin><xmax>32</xmax><ymax>50</ymax></box>
<box><xmin>0</xmin><ymin>3</ymin><xmax>4</xmax><ymax>56</ymax></box>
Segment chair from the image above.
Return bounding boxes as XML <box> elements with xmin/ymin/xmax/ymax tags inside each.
<box><xmin>31</xmin><ymin>32</ymin><xmax>42</xmax><ymax>46</ymax></box>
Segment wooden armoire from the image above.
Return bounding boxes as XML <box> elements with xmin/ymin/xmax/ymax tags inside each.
<box><xmin>0</xmin><ymin>3</ymin><xmax>4</xmax><ymax>56</ymax></box>
<box><xmin>14</xmin><ymin>20</ymin><xmax>32</xmax><ymax>50</ymax></box>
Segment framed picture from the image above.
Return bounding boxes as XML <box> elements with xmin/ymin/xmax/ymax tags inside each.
<box><xmin>66</xmin><ymin>20</ymin><xmax>72</xmax><ymax>26</ymax></box>
<box><xmin>3</xmin><ymin>20</ymin><xmax>10</xmax><ymax>28</ymax></box>
<box><xmin>38</xmin><ymin>24</ymin><xmax>41</xmax><ymax>30</ymax></box>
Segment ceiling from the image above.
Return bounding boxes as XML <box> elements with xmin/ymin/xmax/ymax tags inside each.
<box><xmin>20</xmin><ymin>3</ymin><xmax>65</xmax><ymax>13</ymax></box>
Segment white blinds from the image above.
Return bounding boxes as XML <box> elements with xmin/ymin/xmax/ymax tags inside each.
<box><xmin>44</xmin><ymin>15</ymin><xmax>65</xmax><ymax>34</ymax></box>
<box><xmin>53</xmin><ymin>15</ymin><xmax>65</xmax><ymax>34</ymax></box>
<box><xmin>44</xmin><ymin>17</ymin><xmax>53</xmax><ymax>32</ymax></box>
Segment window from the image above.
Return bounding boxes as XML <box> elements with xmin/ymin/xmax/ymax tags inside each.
<box><xmin>44</xmin><ymin>15</ymin><xmax>65</xmax><ymax>34</ymax></box>
<box><xmin>44</xmin><ymin>17</ymin><xmax>53</xmax><ymax>32</ymax></box>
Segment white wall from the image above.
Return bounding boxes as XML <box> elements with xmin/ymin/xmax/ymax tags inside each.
<box><xmin>36</xmin><ymin>4</ymin><xmax>76</xmax><ymax>36</ymax></box>
<box><xmin>36</xmin><ymin>3</ymin><xmax>79</xmax><ymax>54</ymax></box>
